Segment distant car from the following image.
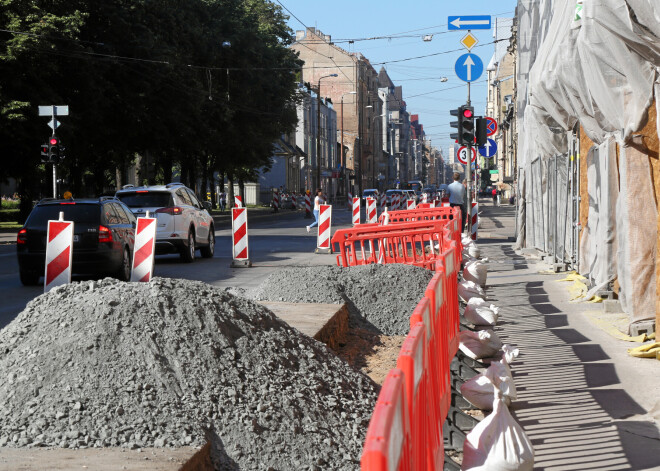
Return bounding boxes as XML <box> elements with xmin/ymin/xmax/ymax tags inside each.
<box><xmin>362</xmin><ymin>189</ymin><xmax>380</xmax><ymax>204</ymax></box>
<box><xmin>115</xmin><ymin>183</ymin><xmax>214</xmax><ymax>262</ymax></box>
<box><xmin>16</xmin><ymin>197</ymin><xmax>136</xmax><ymax>285</ymax></box>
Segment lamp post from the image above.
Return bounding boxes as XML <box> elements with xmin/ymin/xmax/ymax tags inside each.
<box><xmin>340</xmin><ymin>91</ymin><xmax>357</xmax><ymax>198</ymax></box>
<box><xmin>371</xmin><ymin>113</ymin><xmax>386</xmax><ymax>190</ymax></box>
<box><xmin>316</xmin><ymin>73</ymin><xmax>338</xmax><ymax>191</ymax></box>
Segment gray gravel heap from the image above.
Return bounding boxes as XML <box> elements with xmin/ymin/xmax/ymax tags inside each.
<box><xmin>0</xmin><ymin>277</ymin><xmax>378</xmax><ymax>470</ymax></box>
<box><xmin>250</xmin><ymin>264</ymin><xmax>434</xmax><ymax>335</ymax></box>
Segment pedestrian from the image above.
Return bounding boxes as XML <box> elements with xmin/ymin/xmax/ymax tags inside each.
<box><xmin>492</xmin><ymin>187</ymin><xmax>498</xmax><ymax>206</ymax></box>
<box><xmin>219</xmin><ymin>191</ymin><xmax>226</xmax><ymax>211</ymax></box>
<box><xmin>447</xmin><ymin>173</ymin><xmax>467</xmax><ymax>231</ymax></box>
<box><xmin>306</xmin><ymin>188</ymin><xmax>324</xmax><ymax>233</ymax></box>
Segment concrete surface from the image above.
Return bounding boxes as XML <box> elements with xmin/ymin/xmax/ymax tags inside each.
<box><xmin>477</xmin><ymin>198</ymin><xmax>660</xmax><ymax>471</ymax></box>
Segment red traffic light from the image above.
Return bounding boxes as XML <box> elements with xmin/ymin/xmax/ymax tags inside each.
<box><xmin>463</xmin><ymin>109</ymin><xmax>473</xmax><ymax>118</ymax></box>
<box><xmin>49</xmin><ymin>137</ymin><xmax>59</xmax><ymax>145</ymax></box>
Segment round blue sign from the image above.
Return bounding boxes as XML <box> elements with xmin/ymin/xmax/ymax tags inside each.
<box><xmin>478</xmin><ymin>138</ymin><xmax>498</xmax><ymax>157</ymax></box>
<box><xmin>454</xmin><ymin>53</ymin><xmax>484</xmax><ymax>83</ymax></box>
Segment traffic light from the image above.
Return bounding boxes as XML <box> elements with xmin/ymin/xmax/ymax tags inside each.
<box><xmin>475</xmin><ymin>117</ymin><xmax>488</xmax><ymax>147</ymax></box>
<box><xmin>450</xmin><ymin>107</ymin><xmax>463</xmax><ymax>143</ymax></box>
<box><xmin>40</xmin><ymin>143</ymin><xmax>49</xmax><ymax>161</ymax></box>
<box><xmin>47</xmin><ymin>136</ymin><xmax>64</xmax><ymax>163</ymax></box>
<box><xmin>461</xmin><ymin>106</ymin><xmax>475</xmax><ymax>145</ymax></box>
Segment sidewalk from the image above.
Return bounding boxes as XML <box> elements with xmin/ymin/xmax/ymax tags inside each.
<box><xmin>476</xmin><ymin>201</ymin><xmax>660</xmax><ymax>470</ymax></box>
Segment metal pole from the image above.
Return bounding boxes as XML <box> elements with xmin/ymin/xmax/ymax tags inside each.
<box><xmin>316</xmin><ymin>79</ymin><xmax>321</xmax><ymax>191</ymax></box>
<box><xmin>53</xmin><ymin>164</ymin><xmax>57</xmax><ymax>198</ymax></box>
<box><xmin>341</xmin><ymin>97</ymin><xmax>345</xmax><ymax>200</ymax></box>
<box><xmin>553</xmin><ymin>155</ymin><xmax>558</xmax><ymax>263</ymax></box>
<box><xmin>466</xmin><ymin>82</ymin><xmax>472</xmax><ymax>235</ymax></box>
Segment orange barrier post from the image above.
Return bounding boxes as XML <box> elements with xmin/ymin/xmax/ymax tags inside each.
<box><xmin>361</xmin><ymin>368</ymin><xmax>412</xmax><ymax>471</ymax></box>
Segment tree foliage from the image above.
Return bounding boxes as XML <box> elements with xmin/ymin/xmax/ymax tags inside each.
<box><xmin>0</xmin><ymin>0</ymin><xmax>302</xmax><ymax>213</ymax></box>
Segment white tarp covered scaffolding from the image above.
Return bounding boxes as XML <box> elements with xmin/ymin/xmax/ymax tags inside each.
<box><xmin>515</xmin><ymin>0</ymin><xmax>660</xmax><ymax>329</ymax></box>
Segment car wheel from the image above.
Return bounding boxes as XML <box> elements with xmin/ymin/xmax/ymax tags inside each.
<box><xmin>180</xmin><ymin>229</ymin><xmax>195</xmax><ymax>263</ymax></box>
<box><xmin>116</xmin><ymin>247</ymin><xmax>131</xmax><ymax>281</ymax></box>
<box><xmin>200</xmin><ymin>227</ymin><xmax>215</xmax><ymax>258</ymax></box>
<box><xmin>19</xmin><ymin>270</ymin><xmax>40</xmax><ymax>286</ymax></box>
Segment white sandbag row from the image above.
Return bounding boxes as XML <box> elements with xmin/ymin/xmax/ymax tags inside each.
<box><xmin>459</xmin><ymin>329</ymin><xmax>502</xmax><ymax>359</ymax></box>
<box><xmin>463</xmin><ymin>259</ymin><xmax>487</xmax><ymax>286</ymax></box>
<box><xmin>458</xmin><ymin>280</ymin><xmax>486</xmax><ymax>303</ymax></box>
<box><xmin>461</xmin><ymin>346</ymin><xmax>533</xmax><ymax>470</ymax></box>
<box><xmin>464</xmin><ymin>298</ymin><xmax>500</xmax><ymax>326</ymax></box>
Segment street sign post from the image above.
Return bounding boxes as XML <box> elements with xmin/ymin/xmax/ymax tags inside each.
<box><xmin>454</xmin><ymin>53</ymin><xmax>484</xmax><ymax>83</ymax></box>
<box><xmin>38</xmin><ymin>105</ymin><xmax>69</xmax><ymax>117</ymax></box>
<box><xmin>485</xmin><ymin>117</ymin><xmax>498</xmax><ymax>136</ymax></box>
<box><xmin>478</xmin><ymin>138</ymin><xmax>498</xmax><ymax>158</ymax></box>
<box><xmin>39</xmin><ymin>104</ymin><xmax>69</xmax><ymax>198</ymax></box>
<box><xmin>457</xmin><ymin>146</ymin><xmax>477</xmax><ymax>165</ymax></box>
<box><xmin>448</xmin><ymin>16</ymin><xmax>492</xmax><ymax>30</ymax></box>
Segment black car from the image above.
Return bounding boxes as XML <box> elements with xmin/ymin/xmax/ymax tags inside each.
<box><xmin>16</xmin><ymin>197</ymin><xmax>136</xmax><ymax>285</ymax></box>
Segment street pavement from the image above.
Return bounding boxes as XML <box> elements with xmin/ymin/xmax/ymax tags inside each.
<box><xmin>2</xmin><ymin>199</ymin><xmax>660</xmax><ymax>470</ymax></box>
<box><xmin>477</xmin><ymin>199</ymin><xmax>660</xmax><ymax>471</ymax></box>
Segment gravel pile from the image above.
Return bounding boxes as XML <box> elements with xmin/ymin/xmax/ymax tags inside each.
<box><xmin>0</xmin><ymin>278</ymin><xmax>378</xmax><ymax>470</ymax></box>
<box><xmin>249</xmin><ymin>264</ymin><xmax>434</xmax><ymax>335</ymax></box>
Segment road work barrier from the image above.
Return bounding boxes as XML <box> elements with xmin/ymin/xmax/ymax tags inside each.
<box><xmin>305</xmin><ymin>193</ymin><xmax>311</xmax><ymax>218</ymax></box>
<box><xmin>315</xmin><ymin>204</ymin><xmax>332</xmax><ymax>254</ymax></box>
<box><xmin>380</xmin><ymin>193</ymin><xmax>386</xmax><ymax>212</ymax></box>
<box><xmin>367</xmin><ymin>197</ymin><xmax>377</xmax><ymax>224</ymax></box>
<box><xmin>130</xmin><ymin>215</ymin><xmax>156</xmax><ymax>282</ymax></box>
<box><xmin>406</xmin><ymin>199</ymin><xmax>416</xmax><ymax>210</ymax></box>
<box><xmin>357</xmin><ymin>209</ymin><xmax>474</xmax><ymax>470</ymax></box>
<box><xmin>231</xmin><ymin>207</ymin><xmax>251</xmax><ymax>267</ymax></box>
<box><xmin>234</xmin><ymin>195</ymin><xmax>243</xmax><ymax>208</ymax></box>
<box><xmin>273</xmin><ymin>189</ymin><xmax>280</xmax><ymax>212</ymax></box>
<box><xmin>471</xmin><ymin>202</ymin><xmax>478</xmax><ymax>240</ymax></box>
<box><xmin>291</xmin><ymin>194</ymin><xmax>297</xmax><ymax>210</ymax></box>
<box><xmin>352</xmin><ymin>197</ymin><xmax>361</xmax><ymax>225</ymax></box>
<box><xmin>44</xmin><ymin>213</ymin><xmax>73</xmax><ymax>293</ymax></box>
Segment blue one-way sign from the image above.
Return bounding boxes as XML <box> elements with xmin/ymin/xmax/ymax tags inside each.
<box><xmin>454</xmin><ymin>53</ymin><xmax>484</xmax><ymax>83</ymax></box>
<box><xmin>478</xmin><ymin>138</ymin><xmax>498</xmax><ymax>157</ymax></box>
<box><xmin>448</xmin><ymin>16</ymin><xmax>492</xmax><ymax>30</ymax></box>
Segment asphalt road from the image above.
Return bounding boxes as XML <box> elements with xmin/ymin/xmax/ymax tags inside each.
<box><xmin>0</xmin><ymin>207</ymin><xmax>354</xmax><ymax>330</ymax></box>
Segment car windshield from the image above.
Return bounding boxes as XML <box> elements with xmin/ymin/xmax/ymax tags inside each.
<box><xmin>386</xmin><ymin>190</ymin><xmax>402</xmax><ymax>195</ymax></box>
<box><xmin>116</xmin><ymin>191</ymin><xmax>173</xmax><ymax>208</ymax></box>
<box><xmin>27</xmin><ymin>204</ymin><xmax>100</xmax><ymax>226</ymax></box>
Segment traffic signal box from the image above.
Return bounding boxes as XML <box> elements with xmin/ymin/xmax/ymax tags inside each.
<box><xmin>41</xmin><ymin>136</ymin><xmax>65</xmax><ymax>163</ymax></box>
<box><xmin>475</xmin><ymin>118</ymin><xmax>487</xmax><ymax>147</ymax></box>
<box><xmin>450</xmin><ymin>106</ymin><xmax>476</xmax><ymax>146</ymax></box>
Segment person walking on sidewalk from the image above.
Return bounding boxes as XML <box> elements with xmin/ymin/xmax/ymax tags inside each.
<box><xmin>492</xmin><ymin>187</ymin><xmax>498</xmax><ymax>206</ymax></box>
<box><xmin>448</xmin><ymin>173</ymin><xmax>466</xmax><ymax>230</ymax></box>
<box><xmin>306</xmin><ymin>188</ymin><xmax>324</xmax><ymax>233</ymax></box>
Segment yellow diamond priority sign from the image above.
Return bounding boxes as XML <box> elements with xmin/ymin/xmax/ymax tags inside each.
<box><xmin>460</xmin><ymin>32</ymin><xmax>478</xmax><ymax>51</ymax></box>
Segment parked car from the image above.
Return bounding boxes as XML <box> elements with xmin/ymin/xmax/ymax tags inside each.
<box><xmin>16</xmin><ymin>197</ymin><xmax>136</xmax><ymax>285</ymax></box>
<box><xmin>115</xmin><ymin>183</ymin><xmax>214</xmax><ymax>262</ymax></box>
<box><xmin>362</xmin><ymin>189</ymin><xmax>380</xmax><ymax>204</ymax></box>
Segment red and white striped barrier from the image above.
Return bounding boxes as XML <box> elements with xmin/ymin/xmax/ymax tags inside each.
<box><xmin>291</xmin><ymin>194</ymin><xmax>297</xmax><ymax>210</ymax></box>
<box><xmin>44</xmin><ymin>214</ymin><xmax>73</xmax><ymax>293</ymax></box>
<box><xmin>231</xmin><ymin>207</ymin><xmax>251</xmax><ymax>266</ymax></box>
<box><xmin>441</xmin><ymin>197</ymin><xmax>450</xmax><ymax>207</ymax></box>
<box><xmin>367</xmin><ymin>197</ymin><xmax>377</xmax><ymax>224</ymax></box>
<box><xmin>471</xmin><ymin>202</ymin><xmax>478</xmax><ymax>240</ymax></box>
<box><xmin>316</xmin><ymin>204</ymin><xmax>332</xmax><ymax>253</ymax></box>
<box><xmin>392</xmin><ymin>193</ymin><xmax>399</xmax><ymax>210</ymax></box>
<box><xmin>305</xmin><ymin>193</ymin><xmax>311</xmax><ymax>218</ymax></box>
<box><xmin>273</xmin><ymin>190</ymin><xmax>279</xmax><ymax>211</ymax></box>
<box><xmin>352</xmin><ymin>197</ymin><xmax>361</xmax><ymax>225</ymax></box>
<box><xmin>348</xmin><ymin>192</ymin><xmax>353</xmax><ymax>207</ymax></box>
<box><xmin>406</xmin><ymin>199</ymin><xmax>416</xmax><ymax>210</ymax></box>
<box><xmin>380</xmin><ymin>193</ymin><xmax>386</xmax><ymax>213</ymax></box>
<box><xmin>234</xmin><ymin>195</ymin><xmax>243</xmax><ymax>208</ymax></box>
<box><xmin>130</xmin><ymin>216</ymin><xmax>156</xmax><ymax>282</ymax></box>
<box><xmin>422</xmin><ymin>193</ymin><xmax>428</xmax><ymax>204</ymax></box>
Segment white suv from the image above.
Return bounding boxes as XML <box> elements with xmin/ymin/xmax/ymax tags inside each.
<box><xmin>115</xmin><ymin>183</ymin><xmax>214</xmax><ymax>262</ymax></box>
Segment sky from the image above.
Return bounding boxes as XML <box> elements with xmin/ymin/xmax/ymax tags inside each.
<box><xmin>276</xmin><ymin>0</ymin><xmax>517</xmax><ymax>160</ymax></box>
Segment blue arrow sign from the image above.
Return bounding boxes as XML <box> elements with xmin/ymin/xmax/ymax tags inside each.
<box><xmin>448</xmin><ymin>15</ymin><xmax>492</xmax><ymax>30</ymax></box>
<box><xmin>478</xmin><ymin>138</ymin><xmax>498</xmax><ymax>157</ymax></box>
<box><xmin>454</xmin><ymin>53</ymin><xmax>483</xmax><ymax>83</ymax></box>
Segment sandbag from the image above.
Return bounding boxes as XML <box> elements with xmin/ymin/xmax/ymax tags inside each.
<box><xmin>459</xmin><ymin>329</ymin><xmax>502</xmax><ymax>359</ymax></box>
<box><xmin>463</xmin><ymin>260</ymin><xmax>488</xmax><ymax>286</ymax></box>
<box><xmin>462</xmin><ymin>386</ymin><xmax>535</xmax><ymax>470</ymax></box>
<box><xmin>461</xmin><ymin>357</ymin><xmax>518</xmax><ymax>410</ymax></box>
<box><xmin>458</xmin><ymin>280</ymin><xmax>486</xmax><ymax>303</ymax></box>
<box><xmin>464</xmin><ymin>298</ymin><xmax>499</xmax><ymax>325</ymax></box>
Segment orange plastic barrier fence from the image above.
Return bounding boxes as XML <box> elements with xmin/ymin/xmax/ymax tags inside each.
<box><xmin>396</xmin><ymin>323</ymin><xmax>432</xmax><ymax>470</ymax></box>
<box><xmin>332</xmin><ymin>220</ymin><xmax>452</xmax><ymax>270</ymax></box>
<box><xmin>361</xmin><ymin>368</ymin><xmax>412</xmax><ymax>471</ymax></box>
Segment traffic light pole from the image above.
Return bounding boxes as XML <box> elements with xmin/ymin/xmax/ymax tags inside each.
<box><xmin>51</xmin><ymin>108</ymin><xmax>57</xmax><ymax>198</ymax></box>
<box><xmin>466</xmin><ymin>82</ymin><xmax>472</xmax><ymax>236</ymax></box>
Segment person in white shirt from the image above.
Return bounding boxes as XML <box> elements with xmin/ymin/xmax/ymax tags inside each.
<box><xmin>447</xmin><ymin>173</ymin><xmax>467</xmax><ymax>230</ymax></box>
<box><xmin>306</xmin><ymin>188</ymin><xmax>324</xmax><ymax>233</ymax></box>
